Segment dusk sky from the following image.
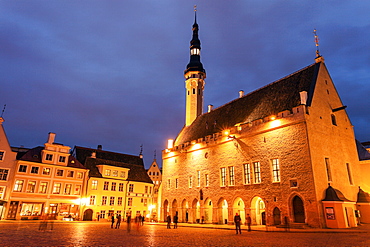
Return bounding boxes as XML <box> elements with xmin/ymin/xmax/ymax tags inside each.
<box><xmin>1</xmin><ymin>1</ymin><xmax>369</xmax><ymax>168</ymax></box>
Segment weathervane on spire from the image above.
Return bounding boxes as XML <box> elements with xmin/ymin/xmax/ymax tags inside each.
<box><xmin>194</xmin><ymin>5</ymin><xmax>197</xmax><ymax>12</ymax></box>
<box><xmin>313</xmin><ymin>29</ymin><xmax>320</xmax><ymax>58</ymax></box>
<box><xmin>0</xmin><ymin>104</ymin><xmax>6</xmax><ymax>118</ymax></box>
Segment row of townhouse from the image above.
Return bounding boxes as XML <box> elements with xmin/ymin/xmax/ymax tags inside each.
<box><xmin>0</xmin><ymin>121</ymin><xmax>154</xmax><ymax>221</ymax></box>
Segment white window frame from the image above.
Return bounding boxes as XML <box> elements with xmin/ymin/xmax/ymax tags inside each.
<box><xmin>253</xmin><ymin>162</ymin><xmax>261</xmax><ymax>184</ymax></box>
<box><xmin>271</xmin><ymin>159</ymin><xmax>280</xmax><ymax>182</ymax></box>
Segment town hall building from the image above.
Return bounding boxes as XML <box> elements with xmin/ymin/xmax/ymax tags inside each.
<box><xmin>161</xmin><ymin>12</ymin><xmax>370</xmax><ymax>228</ymax></box>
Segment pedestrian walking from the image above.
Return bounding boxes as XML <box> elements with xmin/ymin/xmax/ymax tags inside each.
<box><xmin>141</xmin><ymin>215</ymin><xmax>145</xmax><ymax>226</ymax></box>
<box><xmin>115</xmin><ymin>214</ymin><xmax>121</xmax><ymax>229</ymax></box>
<box><xmin>39</xmin><ymin>214</ymin><xmax>48</xmax><ymax>231</ymax></box>
<box><xmin>111</xmin><ymin>215</ymin><xmax>115</xmax><ymax>228</ymax></box>
<box><xmin>166</xmin><ymin>214</ymin><xmax>172</xmax><ymax>229</ymax></box>
<box><xmin>126</xmin><ymin>214</ymin><xmax>131</xmax><ymax>233</ymax></box>
<box><xmin>173</xmin><ymin>213</ymin><xmax>178</xmax><ymax>229</ymax></box>
<box><xmin>246</xmin><ymin>214</ymin><xmax>252</xmax><ymax>232</ymax></box>
<box><xmin>234</xmin><ymin>213</ymin><xmax>242</xmax><ymax>234</ymax></box>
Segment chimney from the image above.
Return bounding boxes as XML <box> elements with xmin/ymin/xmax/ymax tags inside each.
<box><xmin>300</xmin><ymin>91</ymin><xmax>308</xmax><ymax>105</ymax></box>
<box><xmin>208</xmin><ymin>104</ymin><xmax>213</xmax><ymax>113</ymax></box>
<box><xmin>239</xmin><ymin>90</ymin><xmax>244</xmax><ymax>98</ymax></box>
<box><xmin>97</xmin><ymin>145</ymin><xmax>102</xmax><ymax>150</ymax></box>
<box><xmin>47</xmin><ymin>132</ymin><xmax>56</xmax><ymax>144</ymax></box>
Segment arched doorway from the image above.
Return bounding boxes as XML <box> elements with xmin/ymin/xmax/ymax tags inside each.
<box><xmin>172</xmin><ymin>199</ymin><xmax>178</xmax><ymax>217</ymax></box>
<box><xmin>273</xmin><ymin>207</ymin><xmax>281</xmax><ymax>225</ymax></box>
<box><xmin>233</xmin><ymin>197</ymin><xmax>245</xmax><ymax>224</ymax></box>
<box><xmin>251</xmin><ymin>196</ymin><xmax>265</xmax><ymax>225</ymax></box>
<box><xmin>192</xmin><ymin>199</ymin><xmax>201</xmax><ymax>223</ymax></box>
<box><xmin>217</xmin><ymin>198</ymin><xmax>228</xmax><ymax>224</ymax></box>
<box><xmin>204</xmin><ymin>198</ymin><xmax>213</xmax><ymax>223</ymax></box>
<box><xmin>163</xmin><ymin>199</ymin><xmax>169</xmax><ymax>221</ymax></box>
<box><xmin>292</xmin><ymin>196</ymin><xmax>305</xmax><ymax>223</ymax></box>
<box><xmin>181</xmin><ymin>199</ymin><xmax>188</xmax><ymax>223</ymax></box>
<box><xmin>83</xmin><ymin>209</ymin><xmax>93</xmax><ymax>221</ymax></box>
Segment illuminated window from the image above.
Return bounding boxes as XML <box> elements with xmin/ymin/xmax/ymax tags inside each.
<box><xmin>43</xmin><ymin>168</ymin><xmax>51</xmax><ymax>175</ymax></box>
<box><xmin>105</xmin><ymin>169</ymin><xmax>111</xmax><ymax>176</ymax></box>
<box><xmin>77</xmin><ymin>172</ymin><xmax>83</xmax><ymax>179</ymax></box>
<box><xmin>30</xmin><ymin>167</ymin><xmax>39</xmax><ymax>174</ymax></box>
<box><xmin>220</xmin><ymin>167</ymin><xmax>226</xmax><ymax>187</ymax></box>
<box><xmin>117</xmin><ymin>197</ymin><xmax>123</xmax><ymax>206</ymax></box>
<box><xmin>129</xmin><ymin>184</ymin><xmax>134</xmax><ymax>192</ymax></box>
<box><xmin>14</xmin><ymin>180</ymin><xmax>24</xmax><ymax>192</ymax></box>
<box><xmin>102</xmin><ymin>196</ymin><xmax>107</xmax><ymax>205</ymax></box>
<box><xmin>128</xmin><ymin>198</ymin><xmax>133</xmax><ymax>206</ymax></box>
<box><xmin>119</xmin><ymin>183</ymin><xmax>124</xmax><ymax>192</ymax></box>
<box><xmin>325</xmin><ymin>158</ymin><xmax>332</xmax><ymax>182</ymax></box>
<box><xmin>103</xmin><ymin>182</ymin><xmax>109</xmax><ymax>190</ymax></box>
<box><xmin>346</xmin><ymin>163</ymin><xmax>353</xmax><ymax>185</ymax></box>
<box><xmin>253</xmin><ymin>162</ymin><xmax>261</xmax><ymax>184</ymax></box>
<box><xmin>243</xmin><ymin>163</ymin><xmax>251</xmax><ymax>184</ymax></box>
<box><xmin>189</xmin><ymin>176</ymin><xmax>193</xmax><ymax>188</ymax></box>
<box><xmin>39</xmin><ymin>182</ymin><xmax>48</xmax><ymax>194</ymax></box>
<box><xmin>271</xmin><ymin>159</ymin><xmax>280</xmax><ymax>182</ymax></box>
<box><xmin>229</xmin><ymin>167</ymin><xmax>235</xmax><ymax>186</ymax></box>
<box><xmin>205</xmin><ymin>174</ymin><xmax>209</xmax><ymax>187</ymax></box>
<box><xmin>64</xmin><ymin>184</ymin><xmax>72</xmax><ymax>195</ymax></box>
<box><xmin>0</xmin><ymin>169</ymin><xmax>9</xmax><ymax>180</ymax></box>
<box><xmin>56</xmin><ymin>169</ymin><xmax>64</xmax><ymax>177</ymax></box>
<box><xmin>0</xmin><ymin>186</ymin><xmax>5</xmax><ymax>199</ymax></box>
<box><xmin>89</xmin><ymin>195</ymin><xmax>96</xmax><ymax>205</ymax></box>
<box><xmin>74</xmin><ymin>185</ymin><xmax>81</xmax><ymax>195</ymax></box>
<box><xmin>27</xmin><ymin>181</ymin><xmax>36</xmax><ymax>193</ymax></box>
<box><xmin>120</xmin><ymin>171</ymin><xmax>126</xmax><ymax>178</ymax></box>
<box><xmin>67</xmin><ymin>171</ymin><xmax>74</xmax><ymax>178</ymax></box>
<box><xmin>53</xmin><ymin>183</ymin><xmax>61</xmax><ymax>194</ymax></box>
<box><xmin>191</xmin><ymin>48</ymin><xmax>200</xmax><ymax>55</ymax></box>
<box><xmin>18</xmin><ymin>165</ymin><xmax>27</xmax><ymax>173</ymax></box>
<box><xmin>110</xmin><ymin>196</ymin><xmax>115</xmax><ymax>206</ymax></box>
<box><xmin>197</xmin><ymin>171</ymin><xmax>201</xmax><ymax>187</ymax></box>
<box><xmin>112</xmin><ymin>170</ymin><xmax>118</xmax><ymax>177</ymax></box>
<box><xmin>111</xmin><ymin>182</ymin><xmax>116</xmax><ymax>191</ymax></box>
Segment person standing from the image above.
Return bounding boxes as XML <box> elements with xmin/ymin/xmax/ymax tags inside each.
<box><xmin>115</xmin><ymin>214</ymin><xmax>121</xmax><ymax>229</ymax></box>
<box><xmin>173</xmin><ymin>213</ymin><xmax>178</xmax><ymax>229</ymax></box>
<box><xmin>111</xmin><ymin>215</ymin><xmax>115</xmax><ymax>228</ymax></box>
<box><xmin>166</xmin><ymin>214</ymin><xmax>171</xmax><ymax>229</ymax></box>
<box><xmin>234</xmin><ymin>213</ymin><xmax>242</xmax><ymax>234</ymax></box>
<box><xmin>246</xmin><ymin>214</ymin><xmax>252</xmax><ymax>232</ymax></box>
<box><xmin>126</xmin><ymin>214</ymin><xmax>131</xmax><ymax>233</ymax></box>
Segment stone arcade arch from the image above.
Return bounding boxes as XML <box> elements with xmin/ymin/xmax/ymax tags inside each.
<box><xmin>233</xmin><ymin>197</ymin><xmax>245</xmax><ymax>224</ymax></box>
<box><xmin>292</xmin><ymin>195</ymin><xmax>305</xmax><ymax>223</ymax></box>
<box><xmin>251</xmin><ymin>196</ymin><xmax>266</xmax><ymax>225</ymax></box>
<box><xmin>217</xmin><ymin>198</ymin><xmax>228</xmax><ymax>224</ymax></box>
<box><xmin>181</xmin><ymin>199</ymin><xmax>189</xmax><ymax>223</ymax></box>
<box><xmin>83</xmin><ymin>209</ymin><xmax>93</xmax><ymax>221</ymax></box>
<box><xmin>192</xmin><ymin>199</ymin><xmax>201</xmax><ymax>223</ymax></box>
<box><xmin>163</xmin><ymin>199</ymin><xmax>169</xmax><ymax>221</ymax></box>
<box><xmin>273</xmin><ymin>207</ymin><xmax>281</xmax><ymax>225</ymax></box>
<box><xmin>172</xmin><ymin>199</ymin><xmax>178</xmax><ymax>217</ymax></box>
<box><xmin>204</xmin><ymin>198</ymin><xmax>213</xmax><ymax>223</ymax></box>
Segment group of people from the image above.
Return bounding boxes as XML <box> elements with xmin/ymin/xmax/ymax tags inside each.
<box><xmin>234</xmin><ymin>213</ymin><xmax>252</xmax><ymax>234</ymax></box>
<box><xmin>111</xmin><ymin>213</ymin><xmax>146</xmax><ymax>233</ymax></box>
<box><xmin>166</xmin><ymin>212</ymin><xmax>178</xmax><ymax>229</ymax></box>
<box><xmin>111</xmin><ymin>214</ymin><xmax>122</xmax><ymax>229</ymax></box>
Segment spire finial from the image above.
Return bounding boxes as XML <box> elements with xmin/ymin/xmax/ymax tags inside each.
<box><xmin>0</xmin><ymin>104</ymin><xmax>6</xmax><ymax>118</ymax></box>
<box><xmin>139</xmin><ymin>144</ymin><xmax>143</xmax><ymax>158</ymax></box>
<box><xmin>194</xmin><ymin>5</ymin><xmax>197</xmax><ymax>23</ymax></box>
<box><xmin>313</xmin><ymin>29</ymin><xmax>320</xmax><ymax>58</ymax></box>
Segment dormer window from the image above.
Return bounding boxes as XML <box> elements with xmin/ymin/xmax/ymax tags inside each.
<box><xmin>45</xmin><ymin>154</ymin><xmax>53</xmax><ymax>161</ymax></box>
<box><xmin>191</xmin><ymin>48</ymin><xmax>200</xmax><ymax>55</ymax></box>
<box><xmin>105</xmin><ymin>169</ymin><xmax>111</xmax><ymax>176</ymax></box>
<box><xmin>59</xmin><ymin>156</ymin><xmax>66</xmax><ymax>163</ymax></box>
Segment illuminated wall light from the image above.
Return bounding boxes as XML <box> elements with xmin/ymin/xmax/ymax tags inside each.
<box><xmin>167</xmin><ymin>139</ymin><xmax>174</xmax><ymax>149</ymax></box>
<box><xmin>193</xmin><ymin>143</ymin><xmax>201</xmax><ymax>150</ymax></box>
<box><xmin>270</xmin><ymin>115</ymin><xmax>276</xmax><ymax>121</ymax></box>
<box><xmin>269</xmin><ymin>119</ymin><xmax>282</xmax><ymax>128</ymax></box>
<box><xmin>223</xmin><ymin>130</ymin><xmax>230</xmax><ymax>136</ymax></box>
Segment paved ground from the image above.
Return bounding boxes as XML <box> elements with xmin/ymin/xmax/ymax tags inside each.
<box><xmin>1</xmin><ymin>221</ymin><xmax>370</xmax><ymax>246</ymax></box>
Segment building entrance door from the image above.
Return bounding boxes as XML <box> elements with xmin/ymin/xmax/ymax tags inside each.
<box><xmin>292</xmin><ymin>196</ymin><xmax>305</xmax><ymax>223</ymax></box>
<box><xmin>7</xmin><ymin>201</ymin><xmax>18</xmax><ymax>219</ymax></box>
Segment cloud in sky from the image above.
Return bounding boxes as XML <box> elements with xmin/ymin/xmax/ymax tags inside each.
<box><xmin>1</xmin><ymin>1</ymin><xmax>369</xmax><ymax>167</ymax></box>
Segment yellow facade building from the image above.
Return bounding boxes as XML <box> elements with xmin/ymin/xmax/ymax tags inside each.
<box><xmin>161</xmin><ymin>14</ymin><xmax>370</xmax><ymax>229</ymax></box>
<box><xmin>72</xmin><ymin>146</ymin><xmax>154</xmax><ymax>221</ymax></box>
<box><xmin>147</xmin><ymin>158</ymin><xmax>162</xmax><ymax>221</ymax></box>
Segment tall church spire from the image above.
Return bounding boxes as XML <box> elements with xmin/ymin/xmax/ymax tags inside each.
<box><xmin>184</xmin><ymin>6</ymin><xmax>206</xmax><ymax>126</ymax></box>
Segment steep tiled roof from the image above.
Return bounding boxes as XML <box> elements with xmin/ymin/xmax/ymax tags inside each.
<box><xmin>18</xmin><ymin>146</ymin><xmax>86</xmax><ymax>169</ymax></box>
<box><xmin>175</xmin><ymin>62</ymin><xmax>319</xmax><ymax>146</ymax></box>
<box><xmin>73</xmin><ymin>146</ymin><xmax>152</xmax><ymax>184</ymax></box>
